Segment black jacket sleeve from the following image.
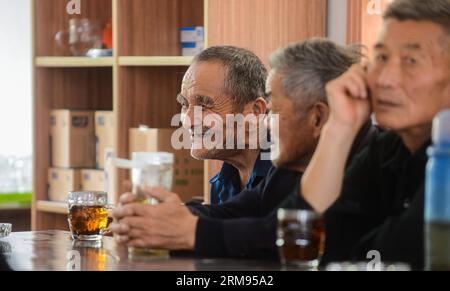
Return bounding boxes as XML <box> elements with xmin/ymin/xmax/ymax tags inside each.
<box><xmin>187</xmin><ymin>168</ymin><xmax>277</xmax><ymax>219</ymax></box>
<box><xmin>194</xmin><ymin>214</ymin><xmax>279</xmax><ymax>260</ymax></box>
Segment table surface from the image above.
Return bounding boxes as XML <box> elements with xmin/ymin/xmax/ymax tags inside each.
<box><xmin>0</xmin><ymin>231</ymin><xmax>283</xmax><ymax>271</ymax></box>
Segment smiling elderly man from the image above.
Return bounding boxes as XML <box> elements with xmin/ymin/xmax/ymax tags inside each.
<box><xmin>178</xmin><ymin>46</ymin><xmax>272</xmax><ymax>205</ymax></box>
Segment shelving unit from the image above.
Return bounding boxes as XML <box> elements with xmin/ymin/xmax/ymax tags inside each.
<box><xmin>32</xmin><ymin>0</ymin><xmax>327</xmax><ymax>230</ymax></box>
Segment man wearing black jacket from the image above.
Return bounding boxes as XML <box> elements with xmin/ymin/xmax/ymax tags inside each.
<box><xmin>300</xmin><ymin>0</ymin><xmax>450</xmax><ymax>270</ymax></box>
<box><xmin>110</xmin><ymin>39</ymin><xmax>378</xmax><ymax>259</ymax></box>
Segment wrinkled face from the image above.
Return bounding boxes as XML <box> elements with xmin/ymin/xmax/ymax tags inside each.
<box><xmin>178</xmin><ymin>61</ymin><xmax>256</xmax><ymax>160</ymax></box>
<box><xmin>268</xmin><ymin>72</ymin><xmax>319</xmax><ymax>169</ymax></box>
<box><xmin>367</xmin><ymin>19</ymin><xmax>450</xmax><ymax>133</ymax></box>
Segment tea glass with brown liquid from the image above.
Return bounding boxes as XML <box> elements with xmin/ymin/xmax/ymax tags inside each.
<box><xmin>68</xmin><ymin>191</ymin><xmax>111</xmax><ymax>241</ymax></box>
<box><xmin>277</xmin><ymin>209</ymin><xmax>325</xmax><ymax>270</ymax></box>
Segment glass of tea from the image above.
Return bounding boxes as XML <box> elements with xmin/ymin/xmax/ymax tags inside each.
<box><xmin>68</xmin><ymin>191</ymin><xmax>111</xmax><ymax>241</ymax></box>
<box><xmin>277</xmin><ymin>209</ymin><xmax>325</xmax><ymax>270</ymax></box>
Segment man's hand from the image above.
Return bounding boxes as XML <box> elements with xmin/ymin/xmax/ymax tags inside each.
<box><xmin>301</xmin><ymin>62</ymin><xmax>373</xmax><ymax>213</ymax></box>
<box><xmin>110</xmin><ymin>188</ymin><xmax>198</xmax><ymax>251</ymax></box>
<box><xmin>325</xmin><ymin>62</ymin><xmax>372</xmax><ymax>133</ymax></box>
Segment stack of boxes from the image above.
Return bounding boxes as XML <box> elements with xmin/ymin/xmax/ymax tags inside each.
<box><xmin>48</xmin><ymin>112</ymin><xmax>204</xmax><ymax>204</ymax></box>
<box><xmin>48</xmin><ymin>110</ymin><xmax>115</xmax><ymax>203</ymax></box>
<box><xmin>180</xmin><ymin>26</ymin><xmax>204</xmax><ymax>56</ymax></box>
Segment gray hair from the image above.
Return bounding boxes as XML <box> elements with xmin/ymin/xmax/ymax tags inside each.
<box><xmin>193</xmin><ymin>46</ymin><xmax>268</xmax><ymax>110</ymax></box>
<box><xmin>269</xmin><ymin>38</ymin><xmax>361</xmax><ymax>114</ymax></box>
<box><xmin>384</xmin><ymin>0</ymin><xmax>450</xmax><ymax>36</ymax></box>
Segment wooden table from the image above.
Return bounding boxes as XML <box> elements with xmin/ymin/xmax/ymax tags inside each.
<box><xmin>0</xmin><ymin>231</ymin><xmax>283</xmax><ymax>271</ymax></box>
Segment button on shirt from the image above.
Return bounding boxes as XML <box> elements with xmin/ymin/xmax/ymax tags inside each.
<box><xmin>209</xmin><ymin>154</ymin><xmax>272</xmax><ymax>205</ymax></box>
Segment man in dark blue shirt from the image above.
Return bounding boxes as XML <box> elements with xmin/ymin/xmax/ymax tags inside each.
<box><xmin>175</xmin><ymin>46</ymin><xmax>272</xmax><ymax>205</ymax></box>
<box><xmin>209</xmin><ymin>150</ymin><xmax>272</xmax><ymax>204</ymax></box>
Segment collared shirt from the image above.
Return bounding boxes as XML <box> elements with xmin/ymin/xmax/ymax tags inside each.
<box><xmin>209</xmin><ymin>153</ymin><xmax>272</xmax><ymax>205</ymax></box>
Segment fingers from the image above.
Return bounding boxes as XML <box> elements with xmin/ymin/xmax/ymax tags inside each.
<box><xmin>346</xmin><ymin>64</ymin><xmax>369</xmax><ymax>99</ymax></box>
<box><xmin>114</xmin><ymin>234</ymin><xmax>129</xmax><ymax>244</ymax></box>
<box><xmin>112</xmin><ymin>203</ymin><xmax>149</xmax><ymax>220</ymax></box>
<box><xmin>120</xmin><ymin>217</ymin><xmax>150</xmax><ymax>231</ymax></box>
<box><xmin>111</xmin><ymin>220</ymin><xmax>149</xmax><ymax>245</ymax></box>
<box><xmin>127</xmin><ymin>238</ymin><xmax>148</xmax><ymax>248</ymax></box>
<box><xmin>145</xmin><ymin>187</ymin><xmax>180</xmax><ymax>203</ymax></box>
<box><xmin>119</xmin><ymin>192</ymin><xmax>137</xmax><ymax>205</ymax></box>
<box><xmin>327</xmin><ymin>63</ymin><xmax>369</xmax><ymax>101</ymax></box>
<box><xmin>347</xmin><ymin>73</ymin><xmax>368</xmax><ymax>99</ymax></box>
<box><xmin>109</xmin><ymin>221</ymin><xmax>130</xmax><ymax>234</ymax></box>
<box><xmin>122</xmin><ymin>180</ymin><xmax>132</xmax><ymax>193</ymax></box>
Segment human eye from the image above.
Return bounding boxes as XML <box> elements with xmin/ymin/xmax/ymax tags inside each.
<box><xmin>374</xmin><ymin>52</ymin><xmax>388</xmax><ymax>63</ymax></box>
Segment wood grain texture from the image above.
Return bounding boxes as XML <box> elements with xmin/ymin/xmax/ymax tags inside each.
<box><xmin>35</xmin><ymin>0</ymin><xmax>112</xmax><ymax>56</ymax></box>
<box><xmin>347</xmin><ymin>0</ymin><xmax>363</xmax><ymax>44</ymax></box>
<box><xmin>347</xmin><ymin>0</ymin><xmax>391</xmax><ymax>58</ymax></box>
<box><xmin>207</xmin><ymin>0</ymin><xmax>327</xmax><ymax>66</ymax></box>
<box><xmin>118</xmin><ymin>0</ymin><xmax>204</xmax><ymax>56</ymax></box>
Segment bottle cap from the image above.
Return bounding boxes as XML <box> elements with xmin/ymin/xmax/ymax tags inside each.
<box><xmin>433</xmin><ymin>110</ymin><xmax>450</xmax><ymax>145</ymax></box>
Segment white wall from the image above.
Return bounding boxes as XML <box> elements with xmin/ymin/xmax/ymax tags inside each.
<box><xmin>327</xmin><ymin>0</ymin><xmax>348</xmax><ymax>46</ymax></box>
<box><xmin>0</xmin><ymin>0</ymin><xmax>32</xmax><ymax>156</ymax></box>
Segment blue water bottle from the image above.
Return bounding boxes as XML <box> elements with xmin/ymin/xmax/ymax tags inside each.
<box><xmin>425</xmin><ymin>110</ymin><xmax>450</xmax><ymax>271</ymax></box>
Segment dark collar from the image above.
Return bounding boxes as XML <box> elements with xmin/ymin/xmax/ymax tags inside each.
<box><xmin>381</xmin><ymin>133</ymin><xmax>431</xmax><ymax>172</ymax></box>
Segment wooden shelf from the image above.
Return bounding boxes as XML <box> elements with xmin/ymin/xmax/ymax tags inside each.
<box><xmin>118</xmin><ymin>56</ymin><xmax>193</xmax><ymax>67</ymax></box>
<box><xmin>35</xmin><ymin>57</ymin><xmax>114</xmax><ymax>68</ymax></box>
<box><xmin>36</xmin><ymin>200</ymin><xmax>68</xmax><ymax>214</ymax></box>
<box><xmin>32</xmin><ymin>0</ymin><xmax>327</xmax><ymax>231</ymax></box>
<box><xmin>35</xmin><ymin>56</ymin><xmax>193</xmax><ymax>67</ymax></box>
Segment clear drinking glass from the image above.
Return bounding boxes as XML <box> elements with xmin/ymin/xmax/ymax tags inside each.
<box><xmin>131</xmin><ymin>152</ymin><xmax>174</xmax><ymax>204</ymax></box>
<box><xmin>55</xmin><ymin>18</ymin><xmax>103</xmax><ymax>56</ymax></box>
<box><xmin>67</xmin><ymin>191</ymin><xmax>111</xmax><ymax>241</ymax></box>
<box><xmin>277</xmin><ymin>209</ymin><xmax>326</xmax><ymax>270</ymax></box>
<box><xmin>129</xmin><ymin>152</ymin><xmax>174</xmax><ymax>258</ymax></box>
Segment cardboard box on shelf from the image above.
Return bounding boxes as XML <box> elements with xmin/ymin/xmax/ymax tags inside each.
<box><xmin>81</xmin><ymin>169</ymin><xmax>106</xmax><ymax>192</ymax></box>
<box><xmin>50</xmin><ymin>110</ymin><xmax>95</xmax><ymax>168</ymax></box>
<box><xmin>129</xmin><ymin>127</ymin><xmax>204</xmax><ymax>202</ymax></box>
<box><xmin>47</xmin><ymin>168</ymin><xmax>81</xmax><ymax>202</ymax></box>
<box><xmin>95</xmin><ymin>111</ymin><xmax>115</xmax><ymax>169</ymax></box>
